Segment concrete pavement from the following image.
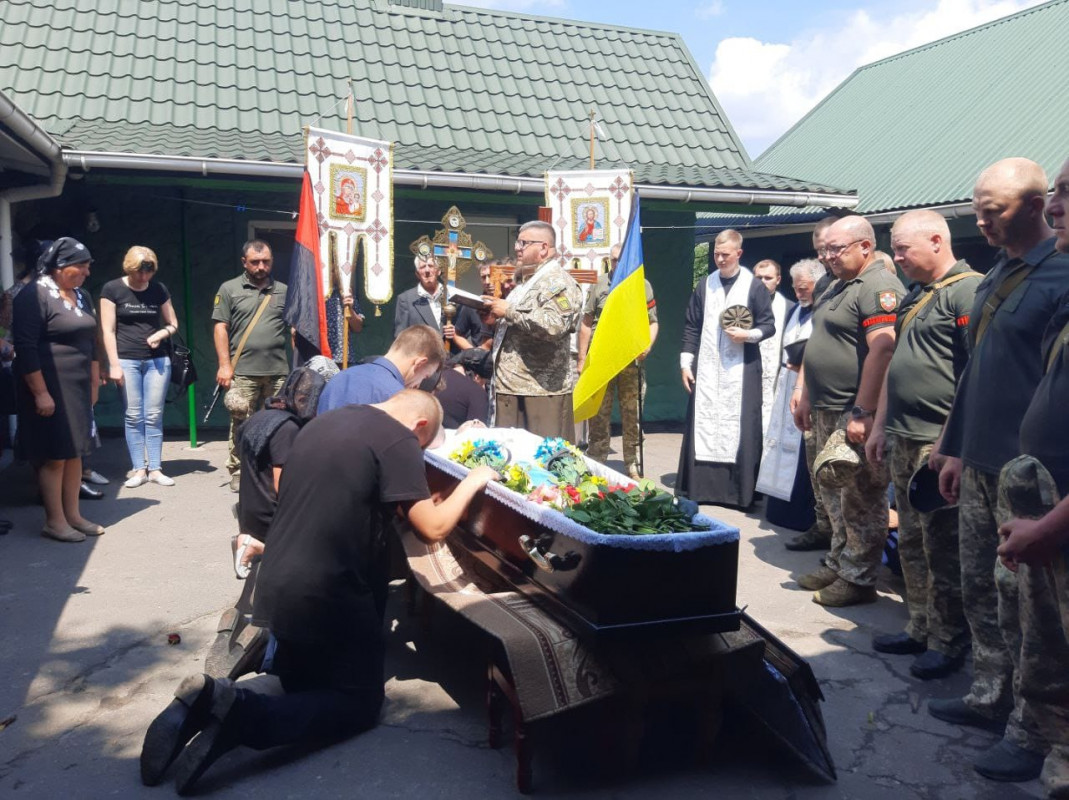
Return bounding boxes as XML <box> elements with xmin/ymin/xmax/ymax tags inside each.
<box><xmin>0</xmin><ymin>430</ymin><xmax>1041</xmax><ymax>798</ymax></box>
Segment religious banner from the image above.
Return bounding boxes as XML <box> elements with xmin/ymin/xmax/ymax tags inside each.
<box><xmin>304</xmin><ymin>125</ymin><xmax>394</xmax><ymax>314</ymax></box>
<box><xmin>544</xmin><ymin>169</ymin><xmax>634</xmax><ymax>273</ymax></box>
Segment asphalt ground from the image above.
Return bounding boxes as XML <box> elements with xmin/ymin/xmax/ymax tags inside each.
<box><xmin>0</xmin><ymin>430</ymin><xmax>1041</xmax><ymax>799</ymax></box>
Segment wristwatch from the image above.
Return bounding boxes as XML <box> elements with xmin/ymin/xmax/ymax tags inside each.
<box><xmin>850</xmin><ymin>405</ymin><xmax>873</xmax><ymax>420</ymax></box>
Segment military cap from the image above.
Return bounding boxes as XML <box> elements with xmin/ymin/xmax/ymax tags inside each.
<box><xmin>907</xmin><ymin>463</ymin><xmax>950</xmax><ymax>513</ymax></box>
<box><xmin>814</xmin><ymin>428</ymin><xmax>861</xmax><ymax>489</ymax></box>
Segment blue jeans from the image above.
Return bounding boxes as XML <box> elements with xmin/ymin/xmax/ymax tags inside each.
<box><xmin>119</xmin><ymin>357</ymin><xmax>170</xmax><ymax>471</ymax></box>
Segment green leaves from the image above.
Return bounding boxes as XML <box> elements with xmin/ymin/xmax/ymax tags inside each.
<box><xmin>563</xmin><ymin>485</ymin><xmax>702</xmax><ymax>535</ymax></box>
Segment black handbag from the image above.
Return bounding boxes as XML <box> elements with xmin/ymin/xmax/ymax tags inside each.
<box><xmin>169</xmin><ymin>335</ymin><xmax>198</xmax><ymax>393</ymax></box>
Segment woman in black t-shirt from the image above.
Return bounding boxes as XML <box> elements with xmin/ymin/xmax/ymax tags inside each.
<box><xmin>100</xmin><ymin>246</ymin><xmax>179</xmax><ymax>488</ymax></box>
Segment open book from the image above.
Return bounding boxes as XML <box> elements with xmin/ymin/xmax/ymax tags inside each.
<box><xmin>447</xmin><ymin>285</ymin><xmax>488</xmax><ymax>310</ymax></box>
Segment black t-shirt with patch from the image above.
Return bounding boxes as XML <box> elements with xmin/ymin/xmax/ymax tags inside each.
<box><xmin>238</xmin><ymin>417</ymin><xmax>300</xmax><ymax>540</ymax></box>
<box><xmin>100</xmin><ymin>278</ymin><xmax>171</xmax><ymax>360</ymax></box>
<box><xmin>253</xmin><ymin>405</ymin><xmax>430</xmax><ymax>677</ymax></box>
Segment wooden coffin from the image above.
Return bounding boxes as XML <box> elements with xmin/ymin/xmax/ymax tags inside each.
<box><xmin>424</xmin><ymin>434</ymin><xmax>741</xmax><ymax>639</ymax></box>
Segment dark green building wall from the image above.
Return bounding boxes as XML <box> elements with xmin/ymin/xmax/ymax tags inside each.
<box><xmin>11</xmin><ymin>173</ymin><xmax>707</xmax><ymax>431</ymax></box>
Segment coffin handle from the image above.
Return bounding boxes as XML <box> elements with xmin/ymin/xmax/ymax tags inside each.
<box><xmin>518</xmin><ymin>535</ymin><xmax>580</xmax><ymax>572</ymax></box>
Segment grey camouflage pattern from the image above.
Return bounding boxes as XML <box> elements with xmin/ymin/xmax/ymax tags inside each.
<box><xmin>804</xmin><ymin>428</ymin><xmax>836</xmax><ymax>536</ymax></box>
<box><xmin>887</xmin><ymin>435</ymin><xmax>968</xmax><ymax>657</ymax></box>
<box><xmin>811</xmin><ymin>409</ymin><xmax>889</xmax><ymax>587</ymax></box>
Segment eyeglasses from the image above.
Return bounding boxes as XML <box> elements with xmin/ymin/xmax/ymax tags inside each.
<box><xmin>515</xmin><ymin>239</ymin><xmax>546</xmax><ymax>250</ymax></box>
<box><xmin>819</xmin><ymin>239</ymin><xmax>864</xmax><ymax>258</ymax></box>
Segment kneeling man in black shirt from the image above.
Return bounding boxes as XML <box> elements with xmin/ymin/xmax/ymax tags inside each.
<box><xmin>140</xmin><ymin>389</ymin><xmax>498</xmax><ymax>794</ymax></box>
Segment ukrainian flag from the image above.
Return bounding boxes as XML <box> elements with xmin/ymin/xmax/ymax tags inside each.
<box><xmin>573</xmin><ymin>194</ymin><xmax>651</xmax><ymax>421</ymax></box>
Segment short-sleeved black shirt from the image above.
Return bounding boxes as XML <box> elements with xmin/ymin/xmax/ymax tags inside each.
<box><xmin>884</xmin><ymin>261</ymin><xmax>980</xmax><ymax>441</ymax></box>
<box><xmin>942</xmin><ymin>239</ymin><xmax>1069</xmax><ymax>474</ymax></box>
<box><xmin>237</xmin><ymin>417</ymin><xmax>299</xmax><ymax>541</ymax></box>
<box><xmin>804</xmin><ymin>261</ymin><xmax>905</xmax><ymax>410</ymax></box>
<box><xmin>436</xmin><ymin>369</ymin><xmax>489</xmax><ymax>427</ymax></box>
<box><xmin>253</xmin><ymin>405</ymin><xmax>430</xmax><ymax>664</ymax></box>
<box><xmin>100</xmin><ymin>278</ymin><xmax>171</xmax><ymax>360</ymax></box>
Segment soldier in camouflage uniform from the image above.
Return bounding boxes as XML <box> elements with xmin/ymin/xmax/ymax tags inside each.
<box><xmin>929</xmin><ymin>160</ymin><xmax>1069</xmax><ymax>765</ymax></box>
<box><xmin>578</xmin><ymin>244</ymin><xmax>659</xmax><ymax>478</ymax></box>
<box><xmin>865</xmin><ymin>211</ymin><xmax>979</xmax><ymax>679</ymax></box>
<box><xmin>486</xmin><ymin>220</ymin><xmax>582</xmax><ymax>441</ymax></box>
<box><xmin>792</xmin><ymin>216</ymin><xmax>904</xmax><ymax>607</ymax></box>
<box><xmin>986</xmin><ymin>160</ymin><xmax>1069</xmax><ymax>793</ymax></box>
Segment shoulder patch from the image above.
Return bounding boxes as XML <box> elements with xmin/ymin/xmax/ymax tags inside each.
<box><xmin>878</xmin><ymin>291</ymin><xmax>897</xmax><ymax>312</ymax></box>
<box><xmin>956</xmin><ymin>314</ymin><xmax>970</xmax><ymax>328</ymax></box>
<box><xmin>554</xmin><ymin>294</ymin><xmax>572</xmax><ymax>312</ymax></box>
<box><xmin>214</xmin><ymin>294</ymin><xmax>221</xmax><ymax>305</ymax></box>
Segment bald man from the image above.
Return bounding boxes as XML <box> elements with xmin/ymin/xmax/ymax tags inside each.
<box><xmin>792</xmin><ymin>215</ymin><xmax>904</xmax><ymax>606</ymax></box>
<box><xmin>865</xmin><ymin>210</ymin><xmax>980</xmax><ymax>679</ymax></box>
<box><xmin>141</xmin><ymin>389</ymin><xmax>498</xmax><ymax>792</ymax></box>
<box><xmin>927</xmin><ymin>158</ymin><xmax>1069</xmax><ymax>784</ymax></box>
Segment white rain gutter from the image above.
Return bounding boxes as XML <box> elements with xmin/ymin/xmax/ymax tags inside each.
<box><xmin>0</xmin><ymin>94</ymin><xmax>66</xmax><ymax>289</ymax></box>
<box><xmin>60</xmin><ymin>150</ymin><xmax>859</xmax><ymax>210</ymax></box>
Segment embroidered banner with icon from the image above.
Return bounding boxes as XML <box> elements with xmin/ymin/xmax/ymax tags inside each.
<box><xmin>544</xmin><ymin>169</ymin><xmax>634</xmax><ymax>273</ymax></box>
<box><xmin>305</xmin><ymin>125</ymin><xmax>394</xmax><ymax>314</ymax></box>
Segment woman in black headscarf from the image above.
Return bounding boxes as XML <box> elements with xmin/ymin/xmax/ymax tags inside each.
<box><xmin>12</xmin><ymin>237</ymin><xmax>105</xmax><ymax>542</ymax></box>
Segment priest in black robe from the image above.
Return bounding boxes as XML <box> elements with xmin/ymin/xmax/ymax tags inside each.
<box><xmin>678</xmin><ymin>230</ymin><xmax>775</xmax><ymax>509</ymax></box>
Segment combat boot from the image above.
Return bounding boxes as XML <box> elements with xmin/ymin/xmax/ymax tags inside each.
<box><xmin>796</xmin><ymin>564</ymin><xmax>838</xmax><ymax>590</ymax></box>
<box><xmin>785</xmin><ymin>524</ymin><xmax>832</xmax><ymax>551</ymax></box>
<box><xmin>813</xmin><ymin>578</ymin><xmax>877</xmax><ymax>607</ymax></box>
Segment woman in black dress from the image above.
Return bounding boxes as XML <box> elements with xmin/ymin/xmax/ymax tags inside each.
<box><xmin>13</xmin><ymin>238</ymin><xmax>105</xmax><ymax>542</ymax></box>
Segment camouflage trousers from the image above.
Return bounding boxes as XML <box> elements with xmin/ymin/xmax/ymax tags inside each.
<box><xmin>587</xmin><ymin>361</ymin><xmax>644</xmax><ymax>475</ymax></box>
<box><xmin>811</xmin><ymin>409</ymin><xmax>888</xmax><ymax>586</ymax></box>
<box><xmin>886</xmin><ymin>435</ymin><xmax>968</xmax><ymax>657</ymax></box>
<box><xmin>958</xmin><ymin>467</ymin><xmax>1018</xmax><ymax>720</ymax></box>
<box><xmin>804</xmin><ymin>428</ymin><xmax>836</xmax><ymax>536</ymax></box>
<box><xmin>224</xmin><ymin>374</ymin><xmax>286</xmax><ymax>476</ymax></box>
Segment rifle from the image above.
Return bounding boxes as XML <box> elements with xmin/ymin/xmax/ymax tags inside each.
<box><xmin>203</xmin><ymin>384</ymin><xmax>223</xmax><ymax>424</ymax></box>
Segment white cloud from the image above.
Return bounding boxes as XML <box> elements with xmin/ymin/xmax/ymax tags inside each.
<box><xmin>695</xmin><ymin>1</ymin><xmax>725</xmax><ymax>19</ymax></box>
<box><xmin>709</xmin><ymin>0</ymin><xmax>1048</xmax><ymax>158</ymax></box>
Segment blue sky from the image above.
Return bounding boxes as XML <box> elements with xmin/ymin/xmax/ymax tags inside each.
<box><xmin>460</xmin><ymin>0</ymin><xmax>1048</xmax><ymax>158</ymax></box>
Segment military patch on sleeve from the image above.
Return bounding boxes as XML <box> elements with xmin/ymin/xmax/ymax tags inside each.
<box><xmin>878</xmin><ymin>291</ymin><xmax>897</xmax><ymax>312</ymax></box>
<box><xmin>554</xmin><ymin>294</ymin><xmax>572</xmax><ymax>312</ymax></box>
<box><xmin>214</xmin><ymin>294</ymin><xmax>221</xmax><ymax>306</ymax></box>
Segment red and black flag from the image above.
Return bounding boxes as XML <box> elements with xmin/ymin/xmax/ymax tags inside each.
<box><xmin>284</xmin><ymin>171</ymin><xmax>332</xmax><ymax>359</ymax></box>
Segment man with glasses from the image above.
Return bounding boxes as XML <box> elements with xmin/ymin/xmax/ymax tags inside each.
<box><xmin>578</xmin><ymin>243</ymin><xmax>658</xmax><ymax>478</ymax></box>
<box><xmin>213</xmin><ymin>241</ymin><xmax>290</xmax><ymax>492</ymax></box>
<box><xmin>792</xmin><ymin>215</ymin><xmax>904</xmax><ymax>606</ymax></box>
<box><xmin>483</xmin><ymin>221</ymin><xmax>582</xmax><ymax>439</ymax></box>
<box><xmin>393</xmin><ymin>254</ymin><xmax>482</xmax><ymax>350</ymax></box>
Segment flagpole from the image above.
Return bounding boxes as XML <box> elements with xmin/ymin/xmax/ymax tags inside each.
<box><xmin>589</xmin><ymin>108</ymin><xmax>595</xmax><ymax>169</ymax></box>
<box><xmin>341</xmin><ymin>82</ymin><xmax>355</xmax><ymax>369</ymax></box>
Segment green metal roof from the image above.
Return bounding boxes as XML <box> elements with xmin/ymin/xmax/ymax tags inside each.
<box><xmin>754</xmin><ymin>0</ymin><xmax>1069</xmax><ymax>216</ymax></box>
<box><xmin>0</xmin><ymin>0</ymin><xmax>845</xmax><ymax>197</ymax></box>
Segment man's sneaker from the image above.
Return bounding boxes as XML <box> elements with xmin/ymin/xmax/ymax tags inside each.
<box><xmin>140</xmin><ymin>675</ymin><xmax>216</xmax><ymax>786</ymax></box>
<box><xmin>872</xmin><ymin>631</ymin><xmax>927</xmax><ymax>655</ymax></box>
<box><xmin>813</xmin><ymin>578</ymin><xmax>877</xmax><ymax>607</ymax></box>
<box><xmin>910</xmin><ymin>650</ymin><xmax>965</xmax><ymax>680</ymax></box>
<box><xmin>796</xmin><ymin>564</ymin><xmax>838</xmax><ymax>590</ymax></box>
<box><xmin>928</xmin><ymin>697</ymin><xmax>1008</xmax><ymax>733</ymax></box>
<box><xmin>785</xmin><ymin>525</ymin><xmax>832</xmax><ymax>551</ymax></box>
<box><xmin>974</xmin><ymin>739</ymin><xmax>1045</xmax><ymax>782</ymax></box>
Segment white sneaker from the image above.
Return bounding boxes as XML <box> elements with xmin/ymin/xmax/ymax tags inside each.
<box><xmin>83</xmin><ymin>469</ymin><xmax>110</xmax><ymax>485</ymax></box>
<box><xmin>148</xmin><ymin>471</ymin><xmax>175</xmax><ymax>486</ymax></box>
<box><xmin>124</xmin><ymin>471</ymin><xmax>147</xmax><ymax>488</ymax></box>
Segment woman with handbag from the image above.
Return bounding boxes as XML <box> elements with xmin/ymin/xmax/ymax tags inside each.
<box><xmin>100</xmin><ymin>245</ymin><xmax>180</xmax><ymax>487</ymax></box>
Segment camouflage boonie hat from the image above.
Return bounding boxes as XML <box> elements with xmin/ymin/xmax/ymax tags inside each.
<box><xmin>997</xmin><ymin>455</ymin><xmax>1060</xmax><ymax>521</ymax></box>
<box><xmin>814</xmin><ymin>428</ymin><xmax>861</xmax><ymax>489</ymax></box>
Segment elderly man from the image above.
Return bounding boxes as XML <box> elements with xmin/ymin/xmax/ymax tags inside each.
<box><xmin>393</xmin><ymin>255</ymin><xmax>482</xmax><ymax>350</ymax></box>
<box><xmin>213</xmin><ymin>240</ymin><xmax>290</xmax><ymax>493</ymax></box>
<box><xmin>678</xmin><ymin>229</ymin><xmax>775</xmax><ymax>508</ymax></box>
<box><xmin>483</xmin><ymin>221</ymin><xmax>582</xmax><ymax>439</ymax></box>
<box><xmin>785</xmin><ymin>217</ymin><xmax>842</xmax><ymax>551</ymax></box>
<box><xmin>928</xmin><ymin>158</ymin><xmax>1069</xmax><ymax>783</ymax></box>
<box><xmin>865</xmin><ymin>210</ymin><xmax>980</xmax><ymax>678</ymax></box>
<box><xmin>578</xmin><ymin>243</ymin><xmax>659</xmax><ymax>478</ymax></box>
<box><xmin>758</xmin><ymin>258</ymin><xmax>824</xmax><ymax>530</ymax></box>
<box><xmin>997</xmin><ymin>157</ymin><xmax>1069</xmax><ymax>796</ymax></box>
<box><xmin>755</xmin><ymin>259</ymin><xmax>790</xmax><ymax>437</ymax></box>
<box><xmin>792</xmin><ymin>215</ymin><xmax>904</xmax><ymax>606</ymax></box>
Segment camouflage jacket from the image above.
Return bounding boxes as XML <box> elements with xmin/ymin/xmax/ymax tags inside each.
<box><xmin>492</xmin><ymin>259</ymin><xmax>582</xmax><ymax>396</ymax></box>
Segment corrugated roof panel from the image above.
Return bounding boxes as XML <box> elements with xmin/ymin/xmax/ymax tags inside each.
<box><xmin>756</xmin><ymin>0</ymin><xmax>1069</xmax><ymax>215</ymax></box>
<box><xmin>0</xmin><ymin>0</ymin><xmax>843</xmax><ymax>195</ymax></box>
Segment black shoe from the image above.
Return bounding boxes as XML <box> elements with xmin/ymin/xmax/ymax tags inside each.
<box><xmin>873</xmin><ymin>632</ymin><xmax>926</xmax><ymax>655</ymax></box>
<box><xmin>79</xmin><ymin>482</ymin><xmax>104</xmax><ymax>500</ymax></box>
<box><xmin>910</xmin><ymin>650</ymin><xmax>965</xmax><ymax>680</ymax></box>
<box><xmin>928</xmin><ymin>697</ymin><xmax>1007</xmax><ymax>733</ymax></box>
<box><xmin>140</xmin><ymin>674</ymin><xmax>216</xmax><ymax>786</ymax></box>
<box><xmin>973</xmin><ymin>739</ymin><xmax>1045</xmax><ymax>782</ymax></box>
<box><xmin>785</xmin><ymin>526</ymin><xmax>831</xmax><ymax>551</ymax></box>
<box><xmin>173</xmin><ymin>681</ymin><xmax>239</xmax><ymax>796</ymax></box>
